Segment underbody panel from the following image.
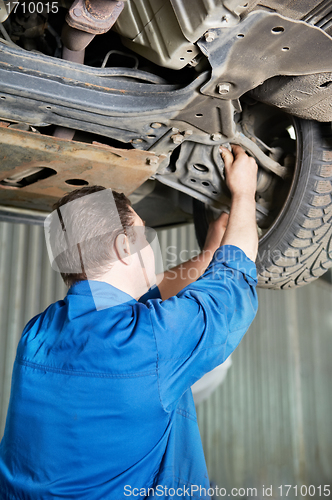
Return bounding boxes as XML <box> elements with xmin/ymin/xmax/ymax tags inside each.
<box><xmin>0</xmin><ymin>124</ymin><xmax>163</xmax><ymax>211</ymax></box>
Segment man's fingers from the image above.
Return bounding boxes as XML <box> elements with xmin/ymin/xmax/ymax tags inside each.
<box><xmin>219</xmin><ymin>146</ymin><xmax>234</xmax><ymax>169</ymax></box>
<box><xmin>220</xmin><ymin>144</ymin><xmax>258</xmax><ymax>174</ymax></box>
<box><xmin>231</xmin><ymin>145</ymin><xmax>258</xmax><ymax>171</ymax></box>
<box><xmin>231</xmin><ymin>144</ymin><xmax>247</xmax><ymax>158</ymax></box>
<box><xmin>220</xmin><ymin>145</ymin><xmax>247</xmax><ymax>164</ymax></box>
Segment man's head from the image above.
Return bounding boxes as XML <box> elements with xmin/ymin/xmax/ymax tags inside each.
<box><xmin>47</xmin><ymin>185</ymin><xmax>155</xmax><ymax>296</ymax></box>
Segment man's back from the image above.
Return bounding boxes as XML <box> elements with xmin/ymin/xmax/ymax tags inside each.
<box><xmin>0</xmin><ymin>281</ymin><xmax>168</xmax><ymax>498</ymax></box>
<box><xmin>0</xmin><ymin>246</ymin><xmax>257</xmax><ymax>499</ymax></box>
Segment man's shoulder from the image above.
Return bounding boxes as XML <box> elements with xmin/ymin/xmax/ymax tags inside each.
<box><xmin>17</xmin><ymin>300</ymin><xmax>69</xmax><ymax>362</ymax></box>
<box><xmin>22</xmin><ymin>300</ymin><xmax>65</xmax><ymax>334</ymax></box>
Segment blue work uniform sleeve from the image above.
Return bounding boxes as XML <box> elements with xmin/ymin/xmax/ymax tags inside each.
<box><xmin>146</xmin><ymin>245</ymin><xmax>258</xmax><ymax>412</ymax></box>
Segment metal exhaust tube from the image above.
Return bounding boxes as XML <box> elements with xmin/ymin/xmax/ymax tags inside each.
<box><xmin>54</xmin><ymin>0</ymin><xmax>126</xmax><ymax>140</ymax></box>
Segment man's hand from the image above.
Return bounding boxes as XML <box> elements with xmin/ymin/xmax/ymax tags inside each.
<box><xmin>220</xmin><ymin>145</ymin><xmax>258</xmax><ymax>200</ymax></box>
<box><xmin>219</xmin><ymin>145</ymin><xmax>259</xmax><ymax>262</ymax></box>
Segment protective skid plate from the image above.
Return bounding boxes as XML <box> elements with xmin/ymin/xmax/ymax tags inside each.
<box><xmin>0</xmin><ymin>125</ymin><xmax>161</xmax><ymax>212</ymax></box>
<box><xmin>199</xmin><ymin>10</ymin><xmax>332</xmax><ymax>100</ymax></box>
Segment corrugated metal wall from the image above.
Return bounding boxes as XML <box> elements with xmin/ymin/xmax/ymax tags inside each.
<box><xmin>1</xmin><ymin>220</ymin><xmax>331</xmax><ymax>495</ymax></box>
<box><xmin>197</xmin><ymin>283</ymin><xmax>332</xmax><ymax>496</ymax></box>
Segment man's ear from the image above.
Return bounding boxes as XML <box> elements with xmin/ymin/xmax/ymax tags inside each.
<box><xmin>114</xmin><ymin>233</ymin><xmax>132</xmax><ymax>265</ymax></box>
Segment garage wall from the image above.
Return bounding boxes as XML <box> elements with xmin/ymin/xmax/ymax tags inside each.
<box><xmin>0</xmin><ymin>222</ymin><xmax>68</xmax><ymax>433</ymax></box>
<box><xmin>197</xmin><ymin>282</ymin><xmax>332</xmax><ymax>495</ymax></box>
<box><xmin>0</xmin><ymin>220</ymin><xmax>331</xmax><ymax>494</ymax></box>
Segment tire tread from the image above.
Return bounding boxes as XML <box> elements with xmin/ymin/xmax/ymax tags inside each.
<box><xmin>257</xmin><ymin>121</ymin><xmax>332</xmax><ymax>288</ymax></box>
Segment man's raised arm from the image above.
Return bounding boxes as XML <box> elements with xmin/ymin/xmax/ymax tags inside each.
<box><xmin>219</xmin><ymin>145</ymin><xmax>258</xmax><ymax>262</ymax></box>
<box><xmin>156</xmin><ymin>145</ymin><xmax>258</xmax><ymax>300</ymax></box>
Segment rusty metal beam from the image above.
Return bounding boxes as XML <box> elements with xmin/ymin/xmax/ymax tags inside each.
<box><xmin>0</xmin><ymin>42</ymin><xmax>206</xmax><ymax>145</ymax></box>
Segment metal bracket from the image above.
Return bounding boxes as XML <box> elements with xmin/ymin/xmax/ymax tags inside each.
<box><xmin>155</xmin><ymin>140</ymin><xmax>228</xmax><ymax>208</ymax></box>
<box><xmin>198</xmin><ymin>10</ymin><xmax>332</xmax><ymax>101</ymax></box>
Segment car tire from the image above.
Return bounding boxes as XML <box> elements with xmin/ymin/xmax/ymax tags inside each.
<box><xmin>193</xmin><ymin>119</ymin><xmax>332</xmax><ymax>289</ymax></box>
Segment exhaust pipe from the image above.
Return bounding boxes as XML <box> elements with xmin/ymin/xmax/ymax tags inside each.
<box><xmin>54</xmin><ymin>0</ymin><xmax>125</xmax><ymax>140</ymax></box>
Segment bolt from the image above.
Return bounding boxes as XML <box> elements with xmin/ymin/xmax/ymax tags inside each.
<box><xmin>146</xmin><ymin>156</ymin><xmax>159</xmax><ymax>166</ymax></box>
<box><xmin>204</xmin><ymin>31</ymin><xmax>216</xmax><ymax>42</ymax></box>
<box><xmin>171</xmin><ymin>134</ymin><xmax>184</xmax><ymax>145</ymax></box>
<box><xmin>211</xmin><ymin>133</ymin><xmax>222</xmax><ymax>142</ymax></box>
<box><xmin>188</xmin><ymin>57</ymin><xmax>199</xmax><ymax>67</ymax></box>
<box><xmin>132</xmin><ymin>138</ymin><xmax>143</xmax><ymax>144</ymax></box>
<box><xmin>217</xmin><ymin>83</ymin><xmax>231</xmax><ymax>94</ymax></box>
<box><xmin>151</xmin><ymin>122</ymin><xmax>163</xmax><ymax>129</ymax></box>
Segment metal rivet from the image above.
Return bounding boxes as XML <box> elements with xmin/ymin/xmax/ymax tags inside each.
<box><xmin>151</xmin><ymin>123</ymin><xmax>163</xmax><ymax>129</ymax></box>
<box><xmin>132</xmin><ymin>138</ymin><xmax>143</xmax><ymax>144</ymax></box>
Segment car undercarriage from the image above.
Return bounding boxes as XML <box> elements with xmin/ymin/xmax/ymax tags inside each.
<box><xmin>1</xmin><ymin>0</ymin><xmax>332</xmax><ymax>288</ymax></box>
